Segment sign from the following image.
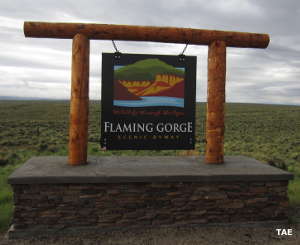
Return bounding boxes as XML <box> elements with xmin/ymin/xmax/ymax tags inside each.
<box><xmin>101</xmin><ymin>53</ymin><xmax>196</xmax><ymax>150</ymax></box>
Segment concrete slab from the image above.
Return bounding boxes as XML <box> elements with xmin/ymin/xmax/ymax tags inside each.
<box><xmin>8</xmin><ymin>156</ymin><xmax>293</xmax><ymax>184</ymax></box>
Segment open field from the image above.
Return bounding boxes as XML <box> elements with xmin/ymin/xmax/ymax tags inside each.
<box><xmin>0</xmin><ymin>101</ymin><xmax>300</xmax><ymax>233</ymax></box>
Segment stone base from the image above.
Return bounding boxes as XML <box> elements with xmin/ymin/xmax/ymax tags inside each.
<box><xmin>8</xmin><ymin>156</ymin><xmax>293</xmax><ymax>239</ymax></box>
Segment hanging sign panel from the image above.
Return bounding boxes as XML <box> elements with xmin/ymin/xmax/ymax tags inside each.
<box><xmin>101</xmin><ymin>53</ymin><xmax>197</xmax><ymax>150</ymax></box>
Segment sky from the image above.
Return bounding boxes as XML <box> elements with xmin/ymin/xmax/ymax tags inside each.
<box><xmin>0</xmin><ymin>0</ymin><xmax>300</xmax><ymax>105</ymax></box>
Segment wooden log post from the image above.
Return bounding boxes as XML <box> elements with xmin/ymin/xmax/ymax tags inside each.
<box><xmin>68</xmin><ymin>34</ymin><xmax>90</xmax><ymax>165</ymax></box>
<box><xmin>205</xmin><ymin>41</ymin><xmax>226</xmax><ymax>164</ymax></box>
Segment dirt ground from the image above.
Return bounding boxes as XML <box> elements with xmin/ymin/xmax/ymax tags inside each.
<box><xmin>0</xmin><ymin>223</ymin><xmax>299</xmax><ymax>245</ymax></box>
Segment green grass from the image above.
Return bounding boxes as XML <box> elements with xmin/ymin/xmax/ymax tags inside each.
<box><xmin>288</xmin><ymin>177</ymin><xmax>300</xmax><ymax>206</ymax></box>
<box><xmin>0</xmin><ymin>163</ymin><xmax>21</xmax><ymax>231</ymax></box>
<box><xmin>0</xmin><ymin>101</ymin><xmax>300</xmax><ymax>231</ymax></box>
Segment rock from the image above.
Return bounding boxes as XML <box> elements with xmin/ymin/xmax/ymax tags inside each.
<box><xmin>220</xmin><ymin>201</ymin><xmax>244</xmax><ymax>209</ymax></box>
<box><xmin>10</xmin><ymin>180</ymin><xmax>290</xmax><ymax>235</ymax></box>
<box><xmin>204</xmin><ymin>192</ymin><xmax>227</xmax><ymax>200</ymax></box>
<box><xmin>246</xmin><ymin>197</ymin><xmax>268</xmax><ymax>205</ymax></box>
<box><xmin>249</xmin><ymin>186</ymin><xmax>268</xmax><ymax>193</ymax></box>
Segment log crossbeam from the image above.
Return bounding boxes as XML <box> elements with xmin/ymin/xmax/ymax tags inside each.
<box><xmin>24</xmin><ymin>22</ymin><xmax>269</xmax><ymax>48</ymax></box>
<box><xmin>23</xmin><ymin>21</ymin><xmax>270</xmax><ymax>165</ymax></box>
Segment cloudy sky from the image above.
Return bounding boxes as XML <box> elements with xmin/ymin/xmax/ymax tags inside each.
<box><xmin>1</xmin><ymin>0</ymin><xmax>299</xmax><ymax>105</ymax></box>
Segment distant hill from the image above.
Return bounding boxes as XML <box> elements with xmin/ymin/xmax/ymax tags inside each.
<box><xmin>114</xmin><ymin>58</ymin><xmax>184</xmax><ymax>81</ymax></box>
<box><xmin>0</xmin><ymin>96</ymin><xmax>58</xmax><ymax>101</ymax></box>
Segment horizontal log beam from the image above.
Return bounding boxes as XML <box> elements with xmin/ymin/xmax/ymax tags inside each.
<box><xmin>24</xmin><ymin>21</ymin><xmax>270</xmax><ymax>48</ymax></box>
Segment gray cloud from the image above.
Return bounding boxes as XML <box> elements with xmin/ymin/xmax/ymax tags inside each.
<box><xmin>0</xmin><ymin>0</ymin><xmax>299</xmax><ymax>104</ymax></box>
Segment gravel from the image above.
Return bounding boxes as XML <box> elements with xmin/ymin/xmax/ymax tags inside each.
<box><xmin>1</xmin><ymin>223</ymin><xmax>299</xmax><ymax>245</ymax></box>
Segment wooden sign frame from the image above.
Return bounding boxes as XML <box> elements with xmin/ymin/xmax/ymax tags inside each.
<box><xmin>23</xmin><ymin>21</ymin><xmax>270</xmax><ymax>165</ymax></box>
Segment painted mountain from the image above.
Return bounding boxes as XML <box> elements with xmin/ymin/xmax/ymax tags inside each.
<box><xmin>113</xmin><ymin>58</ymin><xmax>185</xmax><ymax>108</ymax></box>
<box><xmin>114</xmin><ymin>80</ymin><xmax>142</xmax><ymax>100</ymax></box>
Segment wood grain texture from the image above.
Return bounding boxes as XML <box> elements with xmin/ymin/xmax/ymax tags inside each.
<box><xmin>68</xmin><ymin>34</ymin><xmax>89</xmax><ymax>165</ymax></box>
<box><xmin>24</xmin><ymin>21</ymin><xmax>270</xmax><ymax>48</ymax></box>
<box><xmin>205</xmin><ymin>41</ymin><xmax>226</xmax><ymax>164</ymax></box>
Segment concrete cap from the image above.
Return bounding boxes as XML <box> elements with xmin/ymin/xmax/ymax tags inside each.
<box><xmin>8</xmin><ymin>156</ymin><xmax>294</xmax><ymax>184</ymax></box>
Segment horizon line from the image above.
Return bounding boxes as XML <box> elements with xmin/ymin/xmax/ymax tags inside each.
<box><xmin>0</xmin><ymin>96</ymin><xmax>299</xmax><ymax>107</ymax></box>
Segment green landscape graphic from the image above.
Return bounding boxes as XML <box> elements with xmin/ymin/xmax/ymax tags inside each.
<box><xmin>113</xmin><ymin>58</ymin><xmax>185</xmax><ymax>108</ymax></box>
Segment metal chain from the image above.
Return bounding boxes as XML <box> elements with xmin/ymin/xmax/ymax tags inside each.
<box><xmin>179</xmin><ymin>43</ymin><xmax>188</xmax><ymax>61</ymax></box>
<box><xmin>112</xmin><ymin>40</ymin><xmax>122</xmax><ymax>59</ymax></box>
<box><xmin>112</xmin><ymin>40</ymin><xmax>119</xmax><ymax>53</ymax></box>
<box><xmin>179</xmin><ymin>43</ymin><xmax>189</xmax><ymax>56</ymax></box>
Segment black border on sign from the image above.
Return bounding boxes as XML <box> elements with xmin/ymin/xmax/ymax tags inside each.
<box><xmin>101</xmin><ymin>53</ymin><xmax>197</xmax><ymax>150</ymax></box>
